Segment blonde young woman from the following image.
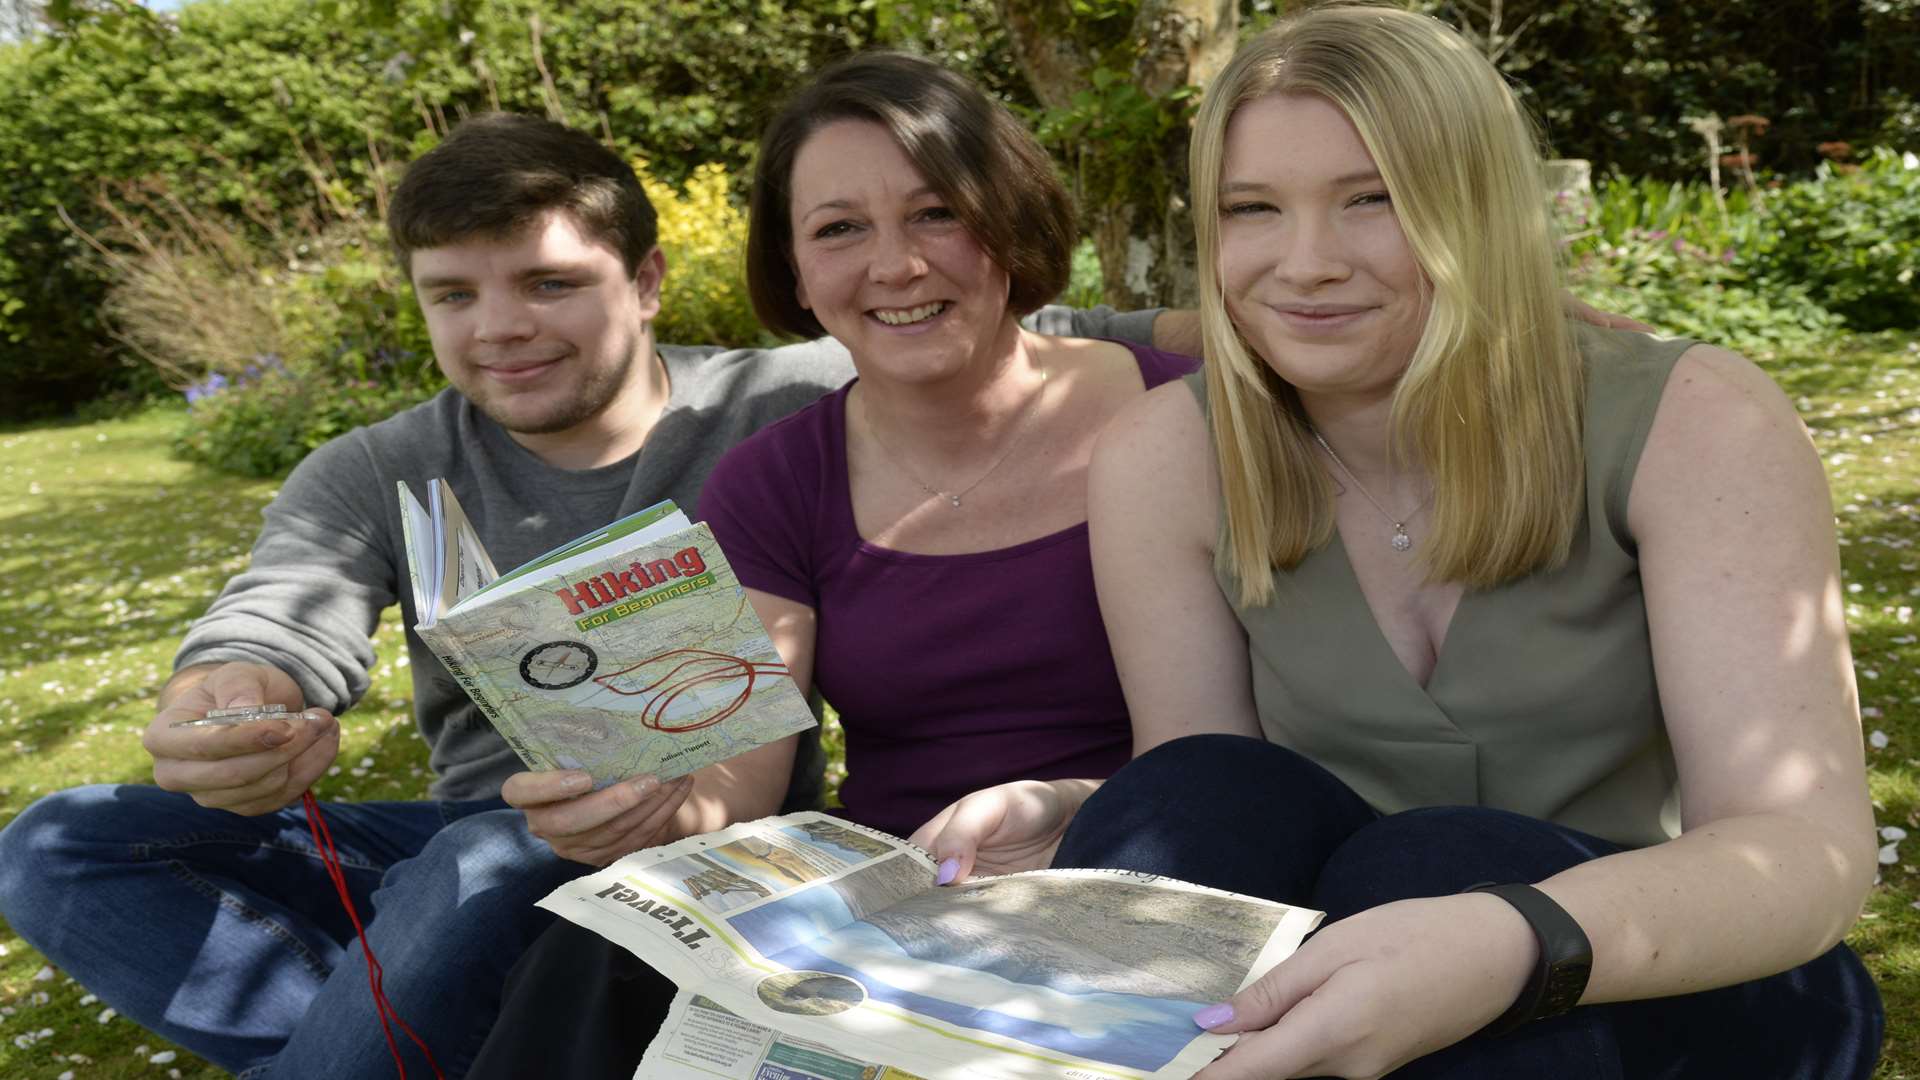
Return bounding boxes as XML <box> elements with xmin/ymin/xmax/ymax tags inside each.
<box><xmin>914</xmin><ymin>7</ymin><xmax>1883</xmax><ymax>1077</ymax></box>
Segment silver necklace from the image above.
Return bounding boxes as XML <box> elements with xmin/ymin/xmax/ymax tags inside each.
<box><xmin>862</xmin><ymin>363</ymin><xmax>1048</xmax><ymax>509</ymax></box>
<box><xmin>1309</xmin><ymin>428</ymin><xmax>1430</xmax><ymax>553</ymax></box>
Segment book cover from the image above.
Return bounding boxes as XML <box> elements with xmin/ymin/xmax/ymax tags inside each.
<box><xmin>398</xmin><ymin>480</ymin><xmax>817</xmax><ymax>787</ymax></box>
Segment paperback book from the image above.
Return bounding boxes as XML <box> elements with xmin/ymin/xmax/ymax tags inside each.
<box><xmin>397</xmin><ymin>479</ymin><xmax>816</xmax><ymax>787</ymax></box>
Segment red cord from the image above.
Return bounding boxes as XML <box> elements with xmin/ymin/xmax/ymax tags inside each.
<box><xmin>301</xmin><ymin>791</ymin><xmax>447</xmax><ymax>1080</ymax></box>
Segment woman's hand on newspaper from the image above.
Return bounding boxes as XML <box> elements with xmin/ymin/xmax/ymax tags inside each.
<box><xmin>505</xmin><ymin>769</ymin><xmax>696</xmax><ymax>867</ymax></box>
<box><xmin>910</xmin><ymin>778</ymin><xmax>1100</xmax><ymax>884</ymax></box>
<box><xmin>1192</xmin><ymin>893</ymin><xmax>1536</xmax><ymax>1080</ymax></box>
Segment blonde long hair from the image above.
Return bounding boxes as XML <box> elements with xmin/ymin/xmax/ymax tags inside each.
<box><xmin>1192</xmin><ymin>4</ymin><xmax>1585</xmax><ymax>606</ymax></box>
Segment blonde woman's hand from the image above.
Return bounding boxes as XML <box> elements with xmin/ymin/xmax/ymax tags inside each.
<box><xmin>1193</xmin><ymin>893</ymin><xmax>1539</xmax><ymax>1080</ymax></box>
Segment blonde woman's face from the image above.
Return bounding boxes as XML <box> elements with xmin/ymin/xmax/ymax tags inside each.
<box><xmin>1215</xmin><ymin>93</ymin><xmax>1431</xmax><ymax>404</ymax></box>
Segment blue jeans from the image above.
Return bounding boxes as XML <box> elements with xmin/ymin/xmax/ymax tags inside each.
<box><xmin>1053</xmin><ymin>735</ymin><xmax>1885</xmax><ymax>1080</ymax></box>
<box><xmin>0</xmin><ymin>784</ymin><xmax>580</xmax><ymax>1078</ymax></box>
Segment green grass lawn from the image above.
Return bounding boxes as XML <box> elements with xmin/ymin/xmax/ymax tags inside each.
<box><xmin>1</xmin><ymin>334</ymin><xmax>1917</xmax><ymax>1077</ymax></box>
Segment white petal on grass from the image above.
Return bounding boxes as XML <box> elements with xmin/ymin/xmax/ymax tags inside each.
<box><xmin>1870</xmin><ymin>730</ymin><xmax>1890</xmax><ymax>749</ymax></box>
<box><xmin>150</xmin><ymin>1050</ymin><xmax>178</xmax><ymax>1064</ymax></box>
<box><xmin>98</xmin><ymin>1006</ymin><xmax>117</xmax><ymax>1023</ymax></box>
<box><xmin>32</xmin><ymin>964</ymin><xmax>52</xmax><ymax>981</ymax></box>
<box><xmin>1883</xmin><ymin>826</ymin><xmax>1909</xmax><ymax>842</ymax></box>
<box><xmin>1879</xmin><ymin>841</ymin><xmax>1901</xmax><ymax>866</ymax></box>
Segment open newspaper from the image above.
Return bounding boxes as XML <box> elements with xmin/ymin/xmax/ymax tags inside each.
<box><xmin>540</xmin><ymin>812</ymin><xmax>1323</xmax><ymax>1080</ymax></box>
<box><xmin>396</xmin><ymin>480</ymin><xmax>815</xmax><ymax>788</ymax></box>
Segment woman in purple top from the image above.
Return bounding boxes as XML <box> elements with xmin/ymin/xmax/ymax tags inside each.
<box><xmin>467</xmin><ymin>51</ymin><xmax>1195</xmax><ymax>1078</ymax></box>
<box><xmin>698</xmin><ymin>50</ymin><xmax>1197</xmax><ymax>840</ymax></box>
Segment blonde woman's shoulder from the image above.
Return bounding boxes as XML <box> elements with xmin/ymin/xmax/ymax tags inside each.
<box><xmin>1629</xmin><ymin>340</ymin><xmax>1826</xmax><ymax>538</ymax></box>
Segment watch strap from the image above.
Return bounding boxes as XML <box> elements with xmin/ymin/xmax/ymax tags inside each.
<box><xmin>1466</xmin><ymin>881</ymin><xmax>1593</xmax><ymax>1036</ymax></box>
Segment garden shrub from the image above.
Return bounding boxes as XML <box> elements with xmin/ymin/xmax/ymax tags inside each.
<box><xmin>155</xmin><ymin>218</ymin><xmax>443</xmax><ymax>477</ymax></box>
<box><xmin>1746</xmin><ymin>149</ymin><xmax>1920</xmax><ymax>331</ymax></box>
<box><xmin>1562</xmin><ymin>173</ymin><xmax>1845</xmax><ymax>352</ymax></box>
<box><xmin>643</xmin><ymin>161</ymin><xmax>772</xmax><ymax>350</ymax></box>
<box><xmin>174</xmin><ymin>359</ymin><xmax>437</xmax><ymax>477</ymax></box>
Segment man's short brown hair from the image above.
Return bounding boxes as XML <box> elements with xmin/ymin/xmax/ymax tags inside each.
<box><xmin>388</xmin><ymin>113</ymin><xmax>657</xmax><ymax>276</ymax></box>
<box><xmin>746</xmin><ymin>51</ymin><xmax>1076</xmax><ymax>338</ymax></box>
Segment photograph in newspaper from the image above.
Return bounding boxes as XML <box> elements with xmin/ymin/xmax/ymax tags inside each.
<box><xmin>542</xmin><ymin>813</ymin><xmax>1321</xmax><ymax>1080</ymax></box>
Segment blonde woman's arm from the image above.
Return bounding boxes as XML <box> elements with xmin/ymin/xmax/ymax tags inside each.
<box><xmin>1090</xmin><ymin>381</ymin><xmax>1261</xmax><ymax>751</ymax></box>
<box><xmin>1532</xmin><ymin>344</ymin><xmax>1875</xmax><ymax>997</ymax></box>
<box><xmin>912</xmin><ymin>381</ymin><xmax>1258</xmax><ymax>880</ymax></box>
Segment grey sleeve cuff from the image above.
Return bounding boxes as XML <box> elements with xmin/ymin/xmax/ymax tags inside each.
<box><xmin>1024</xmin><ymin>304</ymin><xmax>1165</xmax><ymax>346</ymax></box>
<box><xmin>172</xmin><ymin>643</ymin><xmax>359</xmax><ymax>714</ymax></box>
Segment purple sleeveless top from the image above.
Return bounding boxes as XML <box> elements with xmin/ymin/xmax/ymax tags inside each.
<box><xmin>698</xmin><ymin>342</ymin><xmax>1198</xmax><ymax>837</ymax></box>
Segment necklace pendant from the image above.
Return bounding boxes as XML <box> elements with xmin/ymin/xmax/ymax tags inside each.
<box><xmin>1391</xmin><ymin>525</ymin><xmax>1413</xmax><ymax>552</ymax></box>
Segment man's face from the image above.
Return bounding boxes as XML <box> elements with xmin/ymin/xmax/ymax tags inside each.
<box><xmin>409</xmin><ymin>210</ymin><xmax>663</xmax><ymax>438</ymax></box>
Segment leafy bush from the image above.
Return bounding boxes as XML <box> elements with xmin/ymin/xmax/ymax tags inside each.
<box><xmin>1562</xmin><ymin>173</ymin><xmax>1845</xmax><ymax>351</ymax></box>
<box><xmin>644</xmin><ymin>161</ymin><xmax>772</xmax><ymax>350</ymax></box>
<box><xmin>174</xmin><ymin>359</ymin><xmax>435</xmax><ymax>477</ymax></box>
<box><xmin>169</xmin><ymin>222</ymin><xmax>441</xmax><ymax>477</ymax></box>
<box><xmin>1746</xmin><ymin>149</ymin><xmax>1920</xmax><ymax>331</ymax></box>
<box><xmin>0</xmin><ymin>0</ymin><xmax>880</xmax><ymax>419</ymax></box>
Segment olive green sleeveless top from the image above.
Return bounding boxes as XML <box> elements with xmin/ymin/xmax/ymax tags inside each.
<box><xmin>1193</xmin><ymin>326</ymin><xmax>1696</xmax><ymax>848</ymax></box>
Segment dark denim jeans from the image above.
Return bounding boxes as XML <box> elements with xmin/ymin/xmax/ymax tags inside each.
<box><xmin>0</xmin><ymin>784</ymin><xmax>580</xmax><ymax>1079</ymax></box>
<box><xmin>1053</xmin><ymin>734</ymin><xmax>1885</xmax><ymax>1080</ymax></box>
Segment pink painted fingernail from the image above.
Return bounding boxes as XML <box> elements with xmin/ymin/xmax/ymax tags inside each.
<box><xmin>1193</xmin><ymin>1003</ymin><xmax>1234</xmax><ymax>1029</ymax></box>
<box><xmin>560</xmin><ymin>772</ymin><xmax>592</xmax><ymax>792</ymax></box>
<box><xmin>935</xmin><ymin>857</ymin><xmax>960</xmax><ymax>885</ymax></box>
<box><xmin>630</xmin><ymin>775</ymin><xmax>659</xmax><ymax>796</ymax></box>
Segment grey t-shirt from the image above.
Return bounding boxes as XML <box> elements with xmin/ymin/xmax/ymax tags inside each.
<box><xmin>175</xmin><ymin>305</ymin><xmax>1161</xmax><ymax>801</ymax></box>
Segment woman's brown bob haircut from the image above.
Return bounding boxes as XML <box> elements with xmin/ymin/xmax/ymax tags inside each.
<box><xmin>388</xmin><ymin>113</ymin><xmax>657</xmax><ymax>277</ymax></box>
<box><xmin>747</xmin><ymin>51</ymin><xmax>1077</xmax><ymax>339</ymax></box>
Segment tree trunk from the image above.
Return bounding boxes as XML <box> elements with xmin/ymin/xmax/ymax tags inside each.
<box><xmin>997</xmin><ymin>0</ymin><xmax>1234</xmax><ymax>309</ymax></box>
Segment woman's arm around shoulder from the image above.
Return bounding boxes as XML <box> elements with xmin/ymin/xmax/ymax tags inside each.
<box><xmin>1089</xmin><ymin>380</ymin><xmax>1261</xmax><ymax>752</ymax></box>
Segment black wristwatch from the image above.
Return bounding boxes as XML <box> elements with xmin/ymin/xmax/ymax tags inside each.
<box><xmin>1466</xmin><ymin>882</ymin><xmax>1593</xmax><ymax>1036</ymax></box>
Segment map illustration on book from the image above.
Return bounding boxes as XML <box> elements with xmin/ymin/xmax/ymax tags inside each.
<box><xmin>397</xmin><ymin>480</ymin><xmax>817</xmax><ymax>787</ymax></box>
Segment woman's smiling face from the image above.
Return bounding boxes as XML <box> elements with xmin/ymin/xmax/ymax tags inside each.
<box><xmin>787</xmin><ymin>119</ymin><xmax>1015</xmax><ymax>386</ymax></box>
<box><xmin>1216</xmin><ymin>93</ymin><xmax>1432</xmax><ymax>404</ymax></box>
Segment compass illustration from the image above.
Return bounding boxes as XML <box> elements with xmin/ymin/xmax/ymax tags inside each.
<box><xmin>520</xmin><ymin>640</ymin><xmax>599</xmax><ymax>690</ymax></box>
